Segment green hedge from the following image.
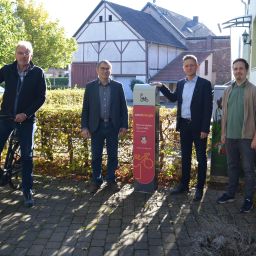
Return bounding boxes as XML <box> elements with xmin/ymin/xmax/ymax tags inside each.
<box><xmin>33</xmin><ymin>89</ymin><xmax>187</xmax><ymax>185</ymax></box>
<box><xmin>44</xmin><ymin>88</ymin><xmax>84</xmax><ymax>106</ymax></box>
<box><xmin>46</xmin><ymin>77</ymin><xmax>69</xmax><ymax>89</ymax></box>
<box><xmin>1</xmin><ymin>89</ymin><xmax>201</xmax><ymax>186</ymax></box>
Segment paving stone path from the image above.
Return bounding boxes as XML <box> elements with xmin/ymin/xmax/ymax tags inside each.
<box><xmin>0</xmin><ymin>176</ymin><xmax>255</xmax><ymax>256</ymax></box>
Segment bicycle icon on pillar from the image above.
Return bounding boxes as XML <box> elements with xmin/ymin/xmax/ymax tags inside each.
<box><xmin>134</xmin><ymin>152</ymin><xmax>154</xmax><ymax>183</ymax></box>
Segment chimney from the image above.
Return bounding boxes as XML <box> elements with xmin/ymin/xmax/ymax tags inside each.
<box><xmin>193</xmin><ymin>16</ymin><xmax>199</xmax><ymax>24</ymax></box>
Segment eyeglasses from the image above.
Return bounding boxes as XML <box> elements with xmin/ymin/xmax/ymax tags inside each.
<box><xmin>16</xmin><ymin>51</ymin><xmax>31</xmax><ymax>57</ymax></box>
<box><xmin>99</xmin><ymin>67</ymin><xmax>110</xmax><ymax>71</ymax></box>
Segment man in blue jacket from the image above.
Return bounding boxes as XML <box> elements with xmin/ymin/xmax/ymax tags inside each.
<box><xmin>0</xmin><ymin>41</ymin><xmax>46</xmax><ymax>207</ymax></box>
<box><xmin>81</xmin><ymin>60</ymin><xmax>128</xmax><ymax>194</ymax></box>
<box><xmin>152</xmin><ymin>55</ymin><xmax>213</xmax><ymax>201</ymax></box>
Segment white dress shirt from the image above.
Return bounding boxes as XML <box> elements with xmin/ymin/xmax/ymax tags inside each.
<box><xmin>181</xmin><ymin>76</ymin><xmax>198</xmax><ymax>119</ymax></box>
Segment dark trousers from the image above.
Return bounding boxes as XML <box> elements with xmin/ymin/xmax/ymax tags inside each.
<box><xmin>225</xmin><ymin>138</ymin><xmax>255</xmax><ymax>200</ymax></box>
<box><xmin>0</xmin><ymin>119</ymin><xmax>35</xmax><ymax>195</ymax></box>
<box><xmin>91</xmin><ymin>121</ymin><xmax>119</xmax><ymax>185</ymax></box>
<box><xmin>179</xmin><ymin>119</ymin><xmax>207</xmax><ymax>190</ymax></box>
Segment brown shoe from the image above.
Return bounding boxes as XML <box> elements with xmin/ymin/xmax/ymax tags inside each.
<box><xmin>107</xmin><ymin>182</ymin><xmax>121</xmax><ymax>192</ymax></box>
<box><xmin>88</xmin><ymin>182</ymin><xmax>101</xmax><ymax>194</ymax></box>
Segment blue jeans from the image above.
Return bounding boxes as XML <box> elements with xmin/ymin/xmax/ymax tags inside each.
<box><xmin>225</xmin><ymin>138</ymin><xmax>255</xmax><ymax>200</ymax></box>
<box><xmin>0</xmin><ymin>119</ymin><xmax>36</xmax><ymax>195</ymax></box>
<box><xmin>91</xmin><ymin>121</ymin><xmax>119</xmax><ymax>185</ymax></box>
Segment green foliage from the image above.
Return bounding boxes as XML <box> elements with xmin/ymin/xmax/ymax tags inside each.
<box><xmin>44</xmin><ymin>88</ymin><xmax>84</xmax><ymax>106</ymax></box>
<box><xmin>0</xmin><ymin>0</ymin><xmax>77</xmax><ymax>69</ymax></box>
<box><xmin>16</xmin><ymin>0</ymin><xmax>77</xmax><ymax>70</ymax></box>
<box><xmin>130</xmin><ymin>79</ymin><xmax>144</xmax><ymax>92</ymax></box>
<box><xmin>0</xmin><ymin>0</ymin><xmax>26</xmax><ymax>66</ymax></box>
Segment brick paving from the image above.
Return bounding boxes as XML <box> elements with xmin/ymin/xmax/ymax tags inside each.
<box><xmin>0</xmin><ymin>175</ymin><xmax>255</xmax><ymax>256</ymax></box>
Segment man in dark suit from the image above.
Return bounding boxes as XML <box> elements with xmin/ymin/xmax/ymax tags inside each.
<box><xmin>152</xmin><ymin>55</ymin><xmax>212</xmax><ymax>201</ymax></box>
<box><xmin>81</xmin><ymin>60</ymin><xmax>128</xmax><ymax>193</ymax></box>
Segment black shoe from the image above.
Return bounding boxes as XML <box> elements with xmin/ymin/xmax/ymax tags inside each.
<box><xmin>240</xmin><ymin>198</ymin><xmax>253</xmax><ymax>213</ymax></box>
<box><xmin>88</xmin><ymin>182</ymin><xmax>101</xmax><ymax>194</ymax></box>
<box><xmin>217</xmin><ymin>193</ymin><xmax>235</xmax><ymax>204</ymax></box>
<box><xmin>106</xmin><ymin>181</ymin><xmax>121</xmax><ymax>192</ymax></box>
<box><xmin>193</xmin><ymin>189</ymin><xmax>203</xmax><ymax>202</ymax></box>
<box><xmin>23</xmin><ymin>191</ymin><xmax>34</xmax><ymax>208</ymax></box>
<box><xmin>170</xmin><ymin>183</ymin><xmax>189</xmax><ymax>195</ymax></box>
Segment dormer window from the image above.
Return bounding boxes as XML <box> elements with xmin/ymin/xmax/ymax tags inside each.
<box><xmin>99</xmin><ymin>16</ymin><xmax>103</xmax><ymax>22</ymax></box>
<box><xmin>108</xmin><ymin>15</ymin><xmax>112</xmax><ymax>21</ymax></box>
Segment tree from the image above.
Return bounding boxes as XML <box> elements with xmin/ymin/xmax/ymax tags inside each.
<box><xmin>0</xmin><ymin>0</ymin><xmax>26</xmax><ymax>66</ymax></box>
<box><xmin>16</xmin><ymin>0</ymin><xmax>77</xmax><ymax>70</ymax></box>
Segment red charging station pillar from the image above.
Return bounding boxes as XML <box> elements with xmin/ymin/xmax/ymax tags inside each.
<box><xmin>133</xmin><ymin>84</ymin><xmax>159</xmax><ymax>193</ymax></box>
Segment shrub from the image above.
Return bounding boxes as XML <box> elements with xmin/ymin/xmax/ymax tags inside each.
<box><xmin>44</xmin><ymin>88</ymin><xmax>84</xmax><ymax>106</ymax></box>
<box><xmin>1</xmin><ymin>89</ymin><xmax>200</xmax><ymax>186</ymax></box>
<box><xmin>188</xmin><ymin>216</ymin><xmax>256</xmax><ymax>256</ymax></box>
<box><xmin>33</xmin><ymin>89</ymin><xmax>189</xmax><ymax>186</ymax></box>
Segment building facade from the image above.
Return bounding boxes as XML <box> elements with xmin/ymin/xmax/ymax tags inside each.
<box><xmin>72</xmin><ymin>1</ymin><xmax>231</xmax><ymax>100</ymax></box>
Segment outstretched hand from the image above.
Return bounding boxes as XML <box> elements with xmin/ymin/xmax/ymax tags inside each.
<box><xmin>150</xmin><ymin>82</ymin><xmax>163</xmax><ymax>88</ymax></box>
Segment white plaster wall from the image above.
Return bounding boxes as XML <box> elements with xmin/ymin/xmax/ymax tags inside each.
<box><xmin>106</xmin><ymin>9</ymin><xmax>119</xmax><ymax>21</ymax></box>
<box><xmin>111</xmin><ymin>62</ymin><xmax>121</xmax><ymax>74</ymax></box>
<box><xmin>122</xmin><ymin>62</ymin><xmax>146</xmax><ymax>74</ymax></box>
<box><xmin>148</xmin><ymin>44</ymin><xmax>179</xmax><ymax>68</ymax></box>
<box><xmin>106</xmin><ymin>22</ymin><xmax>139</xmax><ymax>40</ymax></box>
<box><xmin>83</xmin><ymin>43</ymin><xmax>98</xmax><ymax>61</ymax></box>
<box><xmin>148</xmin><ymin>44</ymin><xmax>158</xmax><ymax>68</ymax></box>
<box><xmin>100</xmin><ymin>42</ymin><xmax>121</xmax><ymax>61</ymax></box>
<box><xmin>168</xmin><ymin>48</ymin><xmax>182</xmax><ymax>62</ymax></box>
<box><xmin>136</xmin><ymin>76</ymin><xmax>146</xmax><ymax>82</ymax></box>
<box><xmin>72</xmin><ymin>44</ymin><xmax>83</xmax><ymax>62</ymax></box>
<box><xmin>159</xmin><ymin>46</ymin><xmax>168</xmax><ymax>68</ymax></box>
<box><xmin>91</xmin><ymin>8</ymin><xmax>105</xmax><ymax>22</ymax></box>
<box><xmin>77</xmin><ymin>23</ymin><xmax>105</xmax><ymax>42</ymax></box>
<box><xmin>148</xmin><ymin>43</ymin><xmax>180</xmax><ymax>77</ymax></box>
<box><xmin>248</xmin><ymin>0</ymin><xmax>256</xmax><ymax>17</ymax></box>
<box><xmin>122</xmin><ymin>41</ymin><xmax>146</xmax><ymax>61</ymax></box>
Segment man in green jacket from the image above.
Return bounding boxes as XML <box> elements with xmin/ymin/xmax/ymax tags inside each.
<box><xmin>217</xmin><ymin>58</ymin><xmax>256</xmax><ymax>213</ymax></box>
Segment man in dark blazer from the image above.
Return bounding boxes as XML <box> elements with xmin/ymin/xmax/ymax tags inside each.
<box><xmin>81</xmin><ymin>60</ymin><xmax>128</xmax><ymax>193</ymax></box>
<box><xmin>0</xmin><ymin>41</ymin><xmax>46</xmax><ymax>207</ymax></box>
<box><xmin>153</xmin><ymin>55</ymin><xmax>212</xmax><ymax>201</ymax></box>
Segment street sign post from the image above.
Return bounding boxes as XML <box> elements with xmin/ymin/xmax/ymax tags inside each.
<box><xmin>133</xmin><ymin>84</ymin><xmax>160</xmax><ymax>192</ymax></box>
